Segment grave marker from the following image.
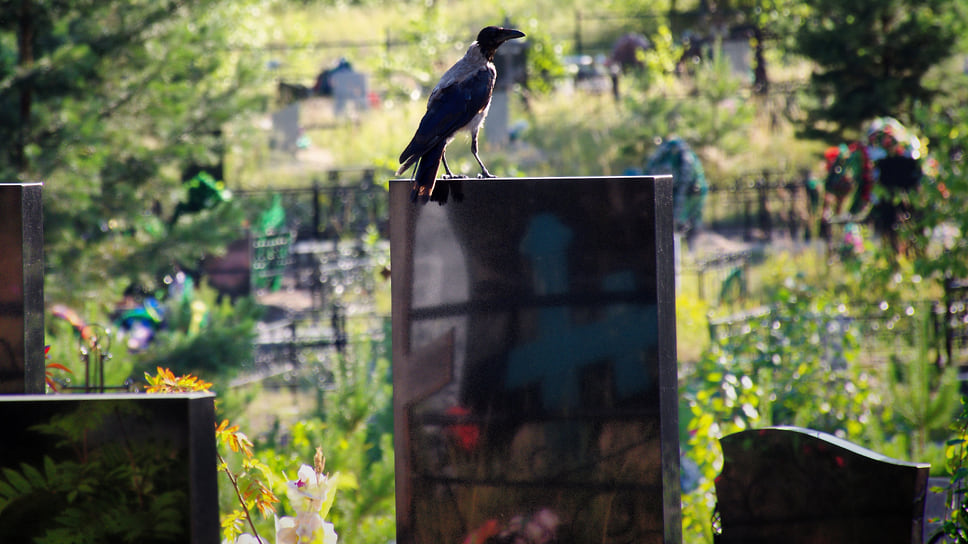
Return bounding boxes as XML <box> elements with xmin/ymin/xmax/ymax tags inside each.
<box><xmin>0</xmin><ymin>393</ymin><xmax>219</xmax><ymax>542</ymax></box>
<box><xmin>330</xmin><ymin>69</ymin><xmax>368</xmax><ymax>116</ymax></box>
<box><xmin>716</xmin><ymin>426</ymin><xmax>930</xmax><ymax>543</ymax></box>
<box><xmin>391</xmin><ymin>176</ymin><xmax>680</xmax><ymax>544</ymax></box>
<box><xmin>0</xmin><ymin>182</ymin><xmax>44</xmax><ymax>394</ymax></box>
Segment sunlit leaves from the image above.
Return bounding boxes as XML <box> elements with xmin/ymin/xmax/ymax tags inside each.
<box><xmin>144</xmin><ymin>366</ymin><xmax>213</xmax><ymax>393</ymax></box>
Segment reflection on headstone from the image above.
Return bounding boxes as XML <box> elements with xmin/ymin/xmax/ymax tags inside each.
<box><xmin>716</xmin><ymin>426</ymin><xmax>930</xmax><ymax>543</ymax></box>
<box><xmin>0</xmin><ymin>182</ymin><xmax>44</xmax><ymax>394</ymax></box>
<box><xmin>0</xmin><ymin>393</ymin><xmax>218</xmax><ymax>542</ymax></box>
<box><xmin>391</xmin><ymin>176</ymin><xmax>680</xmax><ymax>544</ymax></box>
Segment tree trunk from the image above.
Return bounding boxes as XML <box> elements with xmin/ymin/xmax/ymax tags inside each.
<box><xmin>752</xmin><ymin>25</ymin><xmax>769</xmax><ymax>95</ymax></box>
<box><xmin>16</xmin><ymin>0</ymin><xmax>35</xmax><ymax>174</ymax></box>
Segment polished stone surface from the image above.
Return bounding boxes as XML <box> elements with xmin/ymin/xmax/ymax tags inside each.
<box><xmin>391</xmin><ymin>177</ymin><xmax>680</xmax><ymax>544</ymax></box>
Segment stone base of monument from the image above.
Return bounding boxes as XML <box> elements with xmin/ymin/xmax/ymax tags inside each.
<box><xmin>390</xmin><ymin>176</ymin><xmax>681</xmax><ymax>544</ymax></box>
<box><xmin>0</xmin><ymin>393</ymin><xmax>219</xmax><ymax>543</ymax></box>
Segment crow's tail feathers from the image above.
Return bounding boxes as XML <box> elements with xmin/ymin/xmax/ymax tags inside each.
<box><xmin>432</xmin><ymin>178</ymin><xmax>463</xmax><ymax>205</ymax></box>
<box><xmin>428</xmin><ymin>178</ymin><xmax>465</xmax><ymax>205</ymax></box>
<box><xmin>410</xmin><ymin>142</ymin><xmax>445</xmax><ymax>204</ymax></box>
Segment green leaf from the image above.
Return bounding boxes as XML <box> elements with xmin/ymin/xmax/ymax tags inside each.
<box><xmin>20</xmin><ymin>462</ymin><xmax>46</xmax><ymax>488</ymax></box>
<box><xmin>2</xmin><ymin>467</ymin><xmax>33</xmax><ymax>495</ymax></box>
<box><xmin>43</xmin><ymin>456</ymin><xmax>57</xmax><ymax>482</ymax></box>
<box><xmin>0</xmin><ymin>479</ymin><xmax>16</xmax><ymax>499</ymax></box>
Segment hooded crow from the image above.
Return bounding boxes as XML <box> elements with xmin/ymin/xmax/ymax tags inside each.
<box><xmin>397</xmin><ymin>26</ymin><xmax>525</xmax><ymax>203</ymax></box>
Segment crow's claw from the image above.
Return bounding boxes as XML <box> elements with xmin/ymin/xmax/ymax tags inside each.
<box><xmin>442</xmin><ymin>174</ymin><xmax>469</xmax><ymax>180</ymax></box>
<box><xmin>477</xmin><ymin>172</ymin><xmax>497</xmax><ymax>179</ymax></box>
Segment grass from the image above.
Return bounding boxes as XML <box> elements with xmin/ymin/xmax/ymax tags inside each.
<box><xmin>227</xmin><ymin>0</ymin><xmax>807</xmax><ymax>187</ymax></box>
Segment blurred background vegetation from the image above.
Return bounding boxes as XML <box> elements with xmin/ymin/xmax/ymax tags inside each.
<box><xmin>3</xmin><ymin>0</ymin><xmax>968</xmax><ymax>542</ymax></box>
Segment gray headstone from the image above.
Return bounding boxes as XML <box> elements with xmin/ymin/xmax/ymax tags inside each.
<box><xmin>330</xmin><ymin>70</ymin><xmax>367</xmax><ymax>116</ymax></box>
<box><xmin>484</xmin><ymin>89</ymin><xmax>510</xmax><ymax>148</ymax></box>
<box><xmin>271</xmin><ymin>102</ymin><xmax>300</xmax><ymax>152</ymax></box>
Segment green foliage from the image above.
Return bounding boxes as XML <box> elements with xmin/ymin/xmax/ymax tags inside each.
<box><xmin>681</xmin><ymin>272</ymin><xmax>887</xmax><ymax>543</ymax></box>
<box><xmin>907</xmin><ymin>89</ymin><xmax>968</xmax><ymax>285</ymax></box>
<box><xmin>0</xmin><ymin>402</ymin><xmax>188</xmax><ymax>543</ymax></box>
<box><xmin>639</xmin><ymin>24</ymin><xmax>683</xmax><ymax>90</ymax></box>
<box><xmin>794</xmin><ymin>0</ymin><xmax>967</xmax><ymax>138</ymax></box>
<box><xmin>250</xmin><ymin>333</ymin><xmax>395</xmax><ymax>544</ymax></box>
<box><xmin>518</xmin><ymin>21</ymin><xmax>566</xmax><ymax>95</ymax></box>
<box><xmin>618</xmin><ymin>39</ymin><xmax>755</xmax><ymax>165</ymax></box>
<box><xmin>880</xmin><ymin>313</ymin><xmax>960</xmax><ymax>466</ymax></box>
<box><xmin>942</xmin><ymin>399</ymin><xmax>968</xmax><ymax>542</ymax></box>
<box><xmin>0</xmin><ymin>0</ymin><xmax>266</xmax><ymax>304</ymax></box>
<box><xmin>139</xmin><ymin>281</ymin><xmax>262</xmax><ymax>380</ymax></box>
<box><xmin>214</xmin><ymin>419</ymin><xmax>280</xmax><ymax>543</ymax></box>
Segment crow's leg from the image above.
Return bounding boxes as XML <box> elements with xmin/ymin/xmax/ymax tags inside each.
<box><xmin>441</xmin><ymin>152</ymin><xmax>455</xmax><ymax>176</ymax></box>
<box><xmin>471</xmin><ymin>130</ymin><xmax>495</xmax><ymax>178</ymax></box>
<box><xmin>441</xmin><ymin>151</ymin><xmax>468</xmax><ymax>179</ymax></box>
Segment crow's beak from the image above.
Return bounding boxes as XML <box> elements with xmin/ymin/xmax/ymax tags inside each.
<box><xmin>498</xmin><ymin>28</ymin><xmax>526</xmax><ymax>43</ymax></box>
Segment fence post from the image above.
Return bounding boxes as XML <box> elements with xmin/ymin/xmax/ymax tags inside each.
<box><xmin>313</xmin><ymin>179</ymin><xmax>321</xmax><ymax>240</ymax></box>
<box><xmin>575</xmin><ymin>10</ymin><xmax>583</xmax><ymax>55</ymax></box>
<box><xmin>743</xmin><ymin>178</ymin><xmax>752</xmax><ymax>240</ymax></box>
<box><xmin>331</xmin><ymin>304</ymin><xmax>346</xmax><ymax>355</ymax></box>
<box><xmin>697</xmin><ymin>262</ymin><xmax>705</xmax><ymax>300</ymax></box>
<box><xmin>761</xmin><ymin>175</ymin><xmax>771</xmax><ymax>239</ymax></box>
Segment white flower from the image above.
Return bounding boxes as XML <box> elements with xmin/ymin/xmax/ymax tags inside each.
<box><xmin>276</xmin><ymin>514</ymin><xmax>338</xmax><ymax>544</ymax></box>
<box><xmin>286</xmin><ymin>464</ymin><xmax>334</xmax><ymax>514</ymax></box>
<box><xmin>222</xmin><ymin>534</ymin><xmax>267</xmax><ymax>544</ymax></box>
<box><xmin>321</xmin><ymin>520</ymin><xmax>338</xmax><ymax>544</ymax></box>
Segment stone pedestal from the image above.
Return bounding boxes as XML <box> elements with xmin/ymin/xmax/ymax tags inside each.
<box><xmin>0</xmin><ymin>393</ymin><xmax>219</xmax><ymax>542</ymax></box>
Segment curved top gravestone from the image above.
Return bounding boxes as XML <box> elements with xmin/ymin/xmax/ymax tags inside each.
<box><xmin>716</xmin><ymin>426</ymin><xmax>930</xmax><ymax>544</ymax></box>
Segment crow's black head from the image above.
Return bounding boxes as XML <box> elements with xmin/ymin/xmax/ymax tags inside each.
<box><xmin>476</xmin><ymin>26</ymin><xmax>525</xmax><ymax>60</ymax></box>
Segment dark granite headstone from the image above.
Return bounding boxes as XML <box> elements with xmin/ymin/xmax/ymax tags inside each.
<box><xmin>0</xmin><ymin>182</ymin><xmax>44</xmax><ymax>394</ymax></box>
<box><xmin>0</xmin><ymin>393</ymin><xmax>219</xmax><ymax>543</ymax></box>
<box><xmin>390</xmin><ymin>176</ymin><xmax>680</xmax><ymax>544</ymax></box>
<box><xmin>716</xmin><ymin>426</ymin><xmax>930</xmax><ymax>544</ymax></box>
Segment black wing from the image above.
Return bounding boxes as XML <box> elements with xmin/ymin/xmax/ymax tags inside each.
<box><xmin>398</xmin><ymin>68</ymin><xmax>494</xmax><ymax>173</ymax></box>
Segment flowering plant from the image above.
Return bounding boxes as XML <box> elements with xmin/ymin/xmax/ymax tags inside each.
<box><xmin>274</xmin><ymin>449</ymin><xmax>339</xmax><ymax>544</ymax></box>
<box><xmin>144</xmin><ymin>368</ymin><xmax>339</xmax><ymax>544</ymax></box>
<box><xmin>44</xmin><ymin>345</ymin><xmax>72</xmax><ymax>391</ymax></box>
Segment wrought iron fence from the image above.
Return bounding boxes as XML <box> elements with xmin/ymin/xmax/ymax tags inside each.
<box><xmin>235</xmin><ymin>168</ymin><xmax>390</xmax><ymax>242</ymax></box>
<box><xmin>708</xmin><ymin>292</ymin><xmax>968</xmax><ymax>373</ymax></box>
<box><xmin>702</xmin><ymin>171</ymin><xmax>818</xmax><ymax>242</ymax></box>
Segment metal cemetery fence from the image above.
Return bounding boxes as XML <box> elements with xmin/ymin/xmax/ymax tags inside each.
<box><xmin>702</xmin><ymin>171</ymin><xmax>817</xmax><ymax>242</ymax></box>
<box><xmin>708</xmin><ymin>286</ymin><xmax>968</xmax><ymax>373</ymax></box>
<box><xmin>236</xmin><ymin>168</ymin><xmax>390</xmax><ymax>242</ymax></box>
